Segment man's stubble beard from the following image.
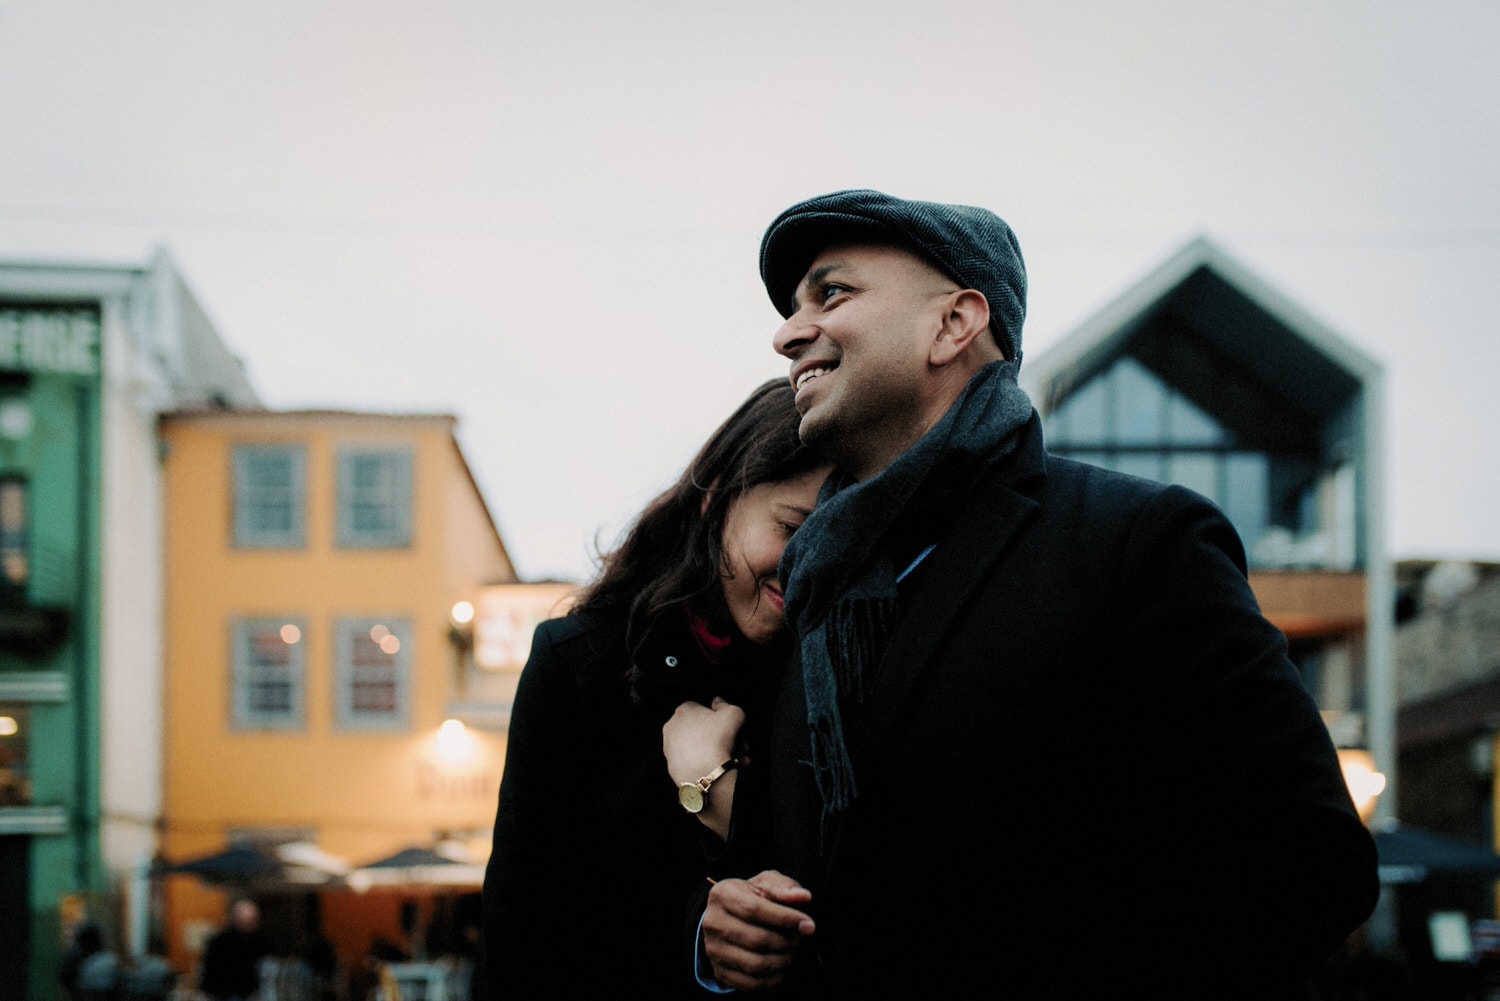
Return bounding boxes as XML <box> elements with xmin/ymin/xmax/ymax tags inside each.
<box><xmin>798</xmin><ymin>402</ymin><xmax>893</xmax><ymax>483</ymax></box>
<box><xmin>797</xmin><ymin>404</ymin><xmax>856</xmax><ymax>472</ymax></box>
<box><xmin>799</xmin><ymin>369</ymin><xmax>936</xmax><ymax>477</ymax></box>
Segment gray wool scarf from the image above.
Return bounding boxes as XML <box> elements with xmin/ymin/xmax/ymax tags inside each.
<box><xmin>779</xmin><ymin>360</ymin><xmax>1035</xmax><ymax>825</ymax></box>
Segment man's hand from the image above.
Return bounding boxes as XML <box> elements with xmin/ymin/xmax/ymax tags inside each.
<box><xmin>703</xmin><ymin>870</ymin><xmax>815</xmax><ymax>991</ymax></box>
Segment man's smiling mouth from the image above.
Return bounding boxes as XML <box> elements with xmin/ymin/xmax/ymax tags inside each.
<box><xmin>795</xmin><ymin>365</ymin><xmax>834</xmax><ymax>392</ymax></box>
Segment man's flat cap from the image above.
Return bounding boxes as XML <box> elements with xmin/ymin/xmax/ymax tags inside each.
<box><xmin>759</xmin><ymin>189</ymin><xmax>1027</xmax><ymax>362</ymax></box>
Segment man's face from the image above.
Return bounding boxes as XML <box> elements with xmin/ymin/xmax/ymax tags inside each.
<box><xmin>772</xmin><ymin>243</ymin><xmax>959</xmax><ymax>480</ymax></box>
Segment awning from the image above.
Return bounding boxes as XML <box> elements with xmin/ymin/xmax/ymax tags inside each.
<box><xmin>346</xmin><ymin>843</ymin><xmax>485</xmax><ymax>892</ymax></box>
<box><xmin>155</xmin><ymin>840</ymin><xmax>351</xmax><ymax>889</ymax></box>
<box><xmin>1375</xmin><ymin>822</ymin><xmax>1500</xmax><ymax>885</ymax></box>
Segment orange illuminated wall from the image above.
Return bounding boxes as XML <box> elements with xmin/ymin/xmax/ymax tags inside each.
<box><xmin>159</xmin><ymin>411</ymin><xmax>518</xmax><ymax>970</ymax></box>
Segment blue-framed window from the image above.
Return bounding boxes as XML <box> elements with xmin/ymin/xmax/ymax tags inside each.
<box><xmin>334</xmin><ymin>617</ymin><xmax>411</xmax><ymax>731</ymax></box>
<box><xmin>230</xmin><ymin>618</ymin><xmax>307</xmax><ymax>731</ymax></box>
<box><xmin>233</xmin><ymin>445</ymin><xmax>306</xmax><ymax>549</ymax></box>
<box><xmin>336</xmin><ymin>447</ymin><xmax>413</xmax><ymax>549</ymax></box>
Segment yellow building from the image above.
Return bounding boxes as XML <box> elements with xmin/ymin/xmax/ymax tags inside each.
<box><xmin>159</xmin><ymin>410</ymin><xmax>526</xmax><ymax>977</ymax></box>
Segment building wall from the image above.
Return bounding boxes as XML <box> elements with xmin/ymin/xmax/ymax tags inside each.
<box><xmin>100</xmin><ymin>255</ymin><xmax>258</xmax><ymax>965</ymax></box>
<box><xmin>0</xmin><ymin>252</ymin><xmax>259</xmax><ymax>999</ymax></box>
<box><xmin>1397</xmin><ymin>566</ymin><xmax>1500</xmax><ymax>708</ymax></box>
<box><xmin>160</xmin><ymin>413</ymin><xmax>513</xmax><ymax>972</ymax></box>
<box><xmin>442</xmin><ymin>440</ymin><xmax>513</xmax><ymax>595</ymax></box>
<box><xmin>0</xmin><ymin>296</ymin><xmax>103</xmax><ymax>1001</ymax></box>
<box><xmin>97</xmin><ymin>287</ymin><xmax>171</xmax><ymax>953</ymax></box>
<box><xmin>1391</xmin><ymin>563</ymin><xmax>1500</xmax><ymax>879</ymax></box>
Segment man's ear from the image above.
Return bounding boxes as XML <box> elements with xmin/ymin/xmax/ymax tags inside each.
<box><xmin>929</xmin><ymin>289</ymin><xmax>994</xmax><ymax>367</ymax></box>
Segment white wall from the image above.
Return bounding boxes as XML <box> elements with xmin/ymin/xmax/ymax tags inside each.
<box><xmin>98</xmin><ymin>275</ymin><xmax>174</xmax><ymax>952</ymax></box>
<box><xmin>95</xmin><ymin>254</ymin><xmax>260</xmax><ymax>953</ymax></box>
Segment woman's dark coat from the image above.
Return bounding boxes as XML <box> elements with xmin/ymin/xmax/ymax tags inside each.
<box><xmin>481</xmin><ymin>610</ymin><xmax>775</xmax><ymax>998</ymax></box>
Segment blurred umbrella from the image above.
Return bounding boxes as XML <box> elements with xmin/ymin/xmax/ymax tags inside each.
<box><xmin>155</xmin><ymin>843</ymin><xmax>284</xmax><ymax>886</ymax></box>
<box><xmin>275</xmin><ymin>840</ymin><xmax>352</xmax><ymax>881</ymax></box>
<box><xmin>1375</xmin><ymin>822</ymin><xmax>1500</xmax><ymax>884</ymax></box>
<box><xmin>346</xmin><ymin>843</ymin><xmax>484</xmax><ymax>892</ymax></box>
<box><xmin>155</xmin><ymin>841</ymin><xmax>350</xmax><ymax>889</ymax></box>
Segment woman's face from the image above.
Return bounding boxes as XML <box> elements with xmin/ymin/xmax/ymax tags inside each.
<box><xmin>719</xmin><ymin>466</ymin><xmax>830</xmax><ymax>645</ymax></box>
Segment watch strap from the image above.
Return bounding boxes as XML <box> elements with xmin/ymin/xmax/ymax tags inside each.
<box><xmin>693</xmin><ymin>758</ymin><xmax>737</xmax><ymax>791</ymax></box>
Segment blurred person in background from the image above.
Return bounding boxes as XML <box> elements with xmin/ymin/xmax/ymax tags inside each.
<box><xmin>58</xmin><ymin>920</ymin><xmax>106</xmax><ymax>1001</ymax></box>
<box><xmin>199</xmin><ymin>898</ymin><xmax>266</xmax><ymax>1001</ymax></box>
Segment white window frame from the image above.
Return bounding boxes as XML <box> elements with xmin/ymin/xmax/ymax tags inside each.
<box><xmin>233</xmin><ymin>444</ymin><xmax>307</xmax><ymax>549</ymax></box>
<box><xmin>230</xmin><ymin>617</ymin><xmax>307</xmax><ymax>731</ymax></box>
<box><xmin>335</xmin><ymin>445</ymin><xmax>413</xmax><ymax>549</ymax></box>
<box><xmin>333</xmin><ymin>616</ymin><xmax>412</xmax><ymax>731</ymax></box>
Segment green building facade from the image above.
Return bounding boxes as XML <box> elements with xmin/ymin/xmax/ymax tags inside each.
<box><xmin>0</xmin><ymin>304</ymin><xmax>103</xmax><ymax>1000</ymax></box>
<box><xmin>0</xmin><ymin>255</ymin><xmax>257</xmax><ymax>1000</ymax></box>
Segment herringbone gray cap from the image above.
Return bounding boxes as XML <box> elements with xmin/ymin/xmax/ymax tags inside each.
<box><xmin>760</xmin><ymin>189</ymin><xmax>1027</xmax><ymax>363</ymax></box>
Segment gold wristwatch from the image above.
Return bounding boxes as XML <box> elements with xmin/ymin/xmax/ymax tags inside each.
<box><xmin>677</xmin><ymin>759</ymin><xmax>737</xmax><ymax>814</ymax></box>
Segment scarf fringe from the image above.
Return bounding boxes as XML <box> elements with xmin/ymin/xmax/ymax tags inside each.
<box><xmin>826</xmin><ymin>595</ymin><xmax>898</xmax><ymax>706</ymax></box>
<box><xmin>808</xmin><ymin>715</ymin><xmax>857</xmax><ymax>815</ymax></box>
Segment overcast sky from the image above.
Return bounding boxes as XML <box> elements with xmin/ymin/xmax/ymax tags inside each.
<box><xmin>2</xmin><ymin>1</ymin><xmax>1496</xmax><ymax>580</ymax></box>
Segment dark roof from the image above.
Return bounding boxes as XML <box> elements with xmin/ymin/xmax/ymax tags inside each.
<box><xmin>1024</xmin><ymin>237</ymin><xmax>1379</xmax><ymax>428</ymax></box>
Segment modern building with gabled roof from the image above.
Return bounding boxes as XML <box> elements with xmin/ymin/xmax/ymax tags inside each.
<box><xmin>1021</xmin><ymin>236</ymin><xmax>1394</xmax><ymax>823</ymax></box>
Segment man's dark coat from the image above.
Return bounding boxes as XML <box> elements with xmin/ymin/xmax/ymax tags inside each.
<box><xmin>764</xmin><ymin>417</ymin><xmax>1378</xmax><ymax>999</ymax></box>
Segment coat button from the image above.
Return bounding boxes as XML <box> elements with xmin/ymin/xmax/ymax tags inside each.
<box><xmin>665</xmin><ymin>656</ymin><xmax>678</xmax><ymax>667</ymax></box>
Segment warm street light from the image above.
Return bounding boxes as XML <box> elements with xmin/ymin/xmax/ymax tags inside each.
<box><xmin>1338</xmin><ymin>748</ymin><xmax>1387</xmax><ymax>824</ymax></box>
<box><xmin>433</xmin><ymin>718</ymin><xmax>478</xmax><ymax>769</ymax></box>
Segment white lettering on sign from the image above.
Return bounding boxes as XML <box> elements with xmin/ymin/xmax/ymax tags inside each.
<box><xmin>415</xmin><ymin>762</ymin><xmax>497</xmax><ymax>802</ymax></box>
<box><xmin>0</xmin><ymin>310</ymin><xmax>100</xmax><ymax>376</ymax></box>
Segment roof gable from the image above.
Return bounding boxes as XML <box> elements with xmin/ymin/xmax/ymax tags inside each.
<box><xmin>1024</xmin><ymin>237</ymin><xmax>1381</xmax><ymax>428</ymax></box>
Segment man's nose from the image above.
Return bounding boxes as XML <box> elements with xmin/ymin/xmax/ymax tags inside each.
<box><xmin>773</xmin><ymin>314</ymin><xmax>816</xmax><ymax>357</ymax></box>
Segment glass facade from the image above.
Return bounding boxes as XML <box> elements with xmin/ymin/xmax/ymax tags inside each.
<box><xmin>1046</xmin><ymin>355</ymin><xmax>1353</xmax><ymax>570</ymax></box>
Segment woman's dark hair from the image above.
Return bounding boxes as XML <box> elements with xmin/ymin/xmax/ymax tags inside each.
<box><xmin>575</xmin><ymin>378</ymin><xmax>820</xmax><ymax>645</ymax></box>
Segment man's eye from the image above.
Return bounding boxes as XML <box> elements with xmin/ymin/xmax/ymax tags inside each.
<box><xmin>820</xmin><ymin>283</ymin><xmax>850</xmax><ymax>304</ymax></box>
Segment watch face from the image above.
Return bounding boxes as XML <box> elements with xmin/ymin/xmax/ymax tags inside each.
<box><xmin>678</xmin><ymin>782</ymin><xmax>705</xmax><ymax>814</ymax></box>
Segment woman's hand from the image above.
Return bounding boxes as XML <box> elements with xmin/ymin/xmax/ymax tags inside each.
<box><xmin>663</xmin><ymin>697</ymin><xmax>744</xmax><ymax>783</ymax></box>
<box><xmin>664</xmin><ymin>697</ymin><xmax>745</xmax><ymax>841</ymax></box>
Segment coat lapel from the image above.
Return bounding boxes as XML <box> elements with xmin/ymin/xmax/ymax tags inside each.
<box><xmin>853</xmin><ymin>465</ymin><xmax>1041</xmax><ymax>767</ymax></box>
